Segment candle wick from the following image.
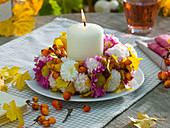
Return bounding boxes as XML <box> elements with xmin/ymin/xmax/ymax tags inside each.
<box><xmin>83</xmin><ymin>22</ymin><xmax>86</xmax><ymax>27</ymax></box>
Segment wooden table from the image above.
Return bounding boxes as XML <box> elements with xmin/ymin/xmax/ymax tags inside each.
<box><xmin>0</xmin><ymin>13</ymin><xmax>170</xmax><ymax>128</ymax></box>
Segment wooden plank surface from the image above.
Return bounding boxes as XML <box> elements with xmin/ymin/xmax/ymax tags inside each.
<box><xmin>0</xmin><ymin>13</ymin><xmax>170</xmax><ymax>128</ymax></box>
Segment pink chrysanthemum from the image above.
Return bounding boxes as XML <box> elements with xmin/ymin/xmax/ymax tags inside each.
<box><xmin>104</xmin><ymin>34</ymin><xmax>119</xmax><ymax>52</ymax></box>
<box><xmin>90</xmin><ymin>75</ymin><xmax>106</xmax><ymax>98</ymax></box>
<box><xmin>33</xmin><ymin>56</ymin><xmax>52</xmax><ymax>89</ymax></box>
<box><xmin>85</xmin><ymin>56</ymin><xmax>106</xmax><ymax>98</ymax></box>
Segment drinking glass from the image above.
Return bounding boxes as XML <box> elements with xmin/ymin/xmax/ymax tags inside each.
<box><xmin>123</xmin><ymin>0</ymin><xmax>160</xmax><ymax>34</ymax></box>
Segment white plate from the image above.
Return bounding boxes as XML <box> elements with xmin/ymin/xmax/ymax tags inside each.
<box><xmin>26</xmin><ymin>68</ymin><xmax>144</xmax><ymax>102</ymax></box>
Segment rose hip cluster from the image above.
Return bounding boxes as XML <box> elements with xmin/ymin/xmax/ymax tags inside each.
<box><xmin>41</xmin><ymin>44</ymin><xmax>67</xmax><ymax>58</ymax></box>
<box><xmin>158</xmin><ymin>58</ymin><xmax>170</xmax><ymax>88</ymax></box>
<box><xmin>25</xmin><ymin>92</ymin><xmax>91</xmax><ymax>127</ymax></box>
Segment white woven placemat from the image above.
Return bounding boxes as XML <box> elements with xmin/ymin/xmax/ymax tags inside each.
<box><xmin>0</xmin><ymin>18</ymin><xmax>161</xmax><ymax>128</ymax></box>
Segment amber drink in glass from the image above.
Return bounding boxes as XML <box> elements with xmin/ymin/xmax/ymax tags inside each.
<box><xmin>123</xmin><ymin>0</ymin><xmax>160</xmax><ymax>33</ymax></box>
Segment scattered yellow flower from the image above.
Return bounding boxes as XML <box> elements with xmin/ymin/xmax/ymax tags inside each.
<box><xmin>0</xmin><ymin>18</ymin><xmax>14</xmax><ymax>37</ymax></box>
<box><xmin>129</xmin><ymin>112</ymin><xmax>167</xmax><ymax>128</ymax></box>
<box><xmin>0</xmin><ymin>66</ymin><xmax>20</xmax><ymax>83</ymax></box>
<box><xmin>0</xmin><ymin>75</ymin><xmax>8</xmax><ymax>93</ymax></box>
<box><xmin>12</xmin><ymin>2</ymin><xmax>34</xmax><ymax>16</ymax></box>
<box><xmin>3</xmin><ymin>100</ymin><xmax>24</xmax><ymax>127</ymax></box>
<box><xmin>12</xmin><ymin>14</ymin><xmax>36</xmax><ymax>36</ymax></box>
<box><xmin>26</xmin><ymin>0</ymin><xmax>44</xmax><ymax>16</ymax></box>
<box><xmin>12</xmin><ymin>71</ymin><xmax>32</xmax><ymax>91</ymax></box>
<box><xmin>0</xmin><ymin>0</ymin><xmax>43</xmax><ymax>37</ymax></box>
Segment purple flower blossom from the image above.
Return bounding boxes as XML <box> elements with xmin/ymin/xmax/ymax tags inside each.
<box><xmin>91</xmin><ymin>84</ymin><xmax>106</xmax><ymax>98</ymax></box>
<box><xmin>94</xmin><ymin>55</ymin><xmax>103</xmax><ymax>62</ymax></box>
<box><xmin>104</xmin><ymin>34</ymin><xmax>119</xmax><ymax>52</ymax></box>
<box><xmin>33</xmin><ymin>56</ymin><xmax>52</xmax><ymax>89</ymax></box>
<box><xmin>34</xmin><ymin>56</ymin><xmax>40</xmax><ymax>63</ymax></box>
<box><xmin>90</xmin><ymin>67</ymin><xmax>107</xmax><ymax>98</ymax></box>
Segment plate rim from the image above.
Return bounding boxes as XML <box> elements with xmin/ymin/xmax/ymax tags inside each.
<box><xmin>26</xmin><ymin>68</ymin><xmax>144</xmax><ymax>102</ymax></box>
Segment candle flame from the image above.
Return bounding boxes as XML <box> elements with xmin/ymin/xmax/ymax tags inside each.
<box><xmin>81</xmin><ymin>9</ymin><xmax>86</xmax><ymax>23</ymax></box>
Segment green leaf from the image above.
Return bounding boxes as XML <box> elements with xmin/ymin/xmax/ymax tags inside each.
<box><xmin>39</xmin><ymin>0</ymin><xmax>61</xmax><ymax>15</ymax></box>
<box><xmin>49</xmin><ymin>0</ymin><xmax>61</xmax><ymax>15</ymax></box>
<box><xmin>57</xmin><ymin>0</ymin><xmax>83</xmax><ymax>14</ymax></box>
<box><xmin>118</xmin><ymin>3</ymin><xmax>124</xmax><ymax>12</ymax></box>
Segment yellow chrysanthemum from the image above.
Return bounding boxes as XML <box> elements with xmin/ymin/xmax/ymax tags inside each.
<box><xmin>126</xmin><ymin>48</ymin><xmax>143</xmax><ymax>71</ymax></box>
<box><xmin>162</xmin><ymin>7</ymin><xmax>170</xmax><ymax>17</ymax></box>
<box><xmin>53</xmin><ymin>32</ymin><xmax>67</xmax><ymax>51</ymax></box>
<box><xmin>160</xmin><ymin>0</ymin><xmax>170</xmax><ymax>16</ymax></box>
<box><xmin>111</xmin><ymin>55</ymin><xmax>120</xmax><ymax>68</ymax></box>
<box><xmin>160</xmin><ymin>0</ymin><xmax>170</xmax><ymax>9</ymax></box>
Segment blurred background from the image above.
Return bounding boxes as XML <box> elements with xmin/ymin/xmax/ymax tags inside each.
<box><xmin>0</xmin><ymin>0</ymin><xmax>168</xmax><ymax>21</ymax></box>
<box><xmin>0</xmin><ymin>0</ymin><xmax>126</xmax><ymax>21</ymax></box>
<box><xmin>0</xmin><ymin>0</ymin><xmax>169</xmax><ymax>37</ymax></box>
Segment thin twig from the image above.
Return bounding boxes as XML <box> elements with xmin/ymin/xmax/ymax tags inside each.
<box><xmin>62</xmin><ymin>108</ymin><xmax>73</xmax><ymax>123</ymax></box>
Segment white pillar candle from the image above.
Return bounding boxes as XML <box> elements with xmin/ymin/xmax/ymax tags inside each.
<box><xmin>67</xmin><ymin>23</ymin><xmax>104</xmax><ymax>61</ymax></box>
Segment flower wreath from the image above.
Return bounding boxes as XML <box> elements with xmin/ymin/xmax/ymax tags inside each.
<box><xmin>33</xmin><ymin>32</ymin><xmax>143</xmax><ymax>98</ymax></box>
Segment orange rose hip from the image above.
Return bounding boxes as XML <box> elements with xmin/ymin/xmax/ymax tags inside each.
<box><xmin>63</xmin><ymin>92</ymin><xmax>71</xmax><ymax>101</ymax></box>
<box><xmin>42</xmin><ymin>121</ymin><xmax>50</xmax><ymax>127</ymax></box>
<box><xmin>83</xmin><ymin>105</ymin><xmax>91</xmax><ymax>112</ymax></box>
<box><xmin>41</xmin><ymin>108</ymin><xmax>49</xmax><ymax>116</ymax></box>
<box><xmin>78</xmin><ymin>61</ymin><xmax>84</xmax><ymax>67</ymax></box>
<box><xmin>52</xmin><ymin>73</ymin><xmax>60</xmax><ymax>79</ymax></box>
<box><xmin>41</xmin><ymin>49</ymin><xmax>49</xmax><ymax>57</ymax></box>
<box><xmin>38</xmin><ymin>116</ymin><xmax>46</xmax><ymax>124</ymax></box>
<box><xmin>32</xmin><ymin>96</ymin><xmax>39</xmax><ymax>103</ymax></box>
<box><xmin>55</xmin><ymin>58</ymin><xmax>62</xmax><ymax>64</ymax></box>
<box><xmin>32</xmin><ymin>103</ymin><xmax>39</xmax><ymax>110</ymax></box>
<box><xmin>40</xmin><ymin>103</ymin><xmax>49</xmax><ymax>110</ymax></box>
<box><xmin>158</xmin><ymin>72</ymin><xmax>162</xmax><ymax>80</ymax></box>
<box><xmin>48</xmin><ymin>117</ymin><xmax>56</xmax><ymax>124</ymax></box>
<box><xmin>161</xmin><ymin>71</ymin><xmax>168</xmax><ymax>80</ymax></box>
<box><xmin>79</xmin><ymin>66</ymin><xmax>87</xmax><ymax>74</ymax></box>
<box><xmin>164</xmin><ymin>80</ymin><xmax>170</xmax><ymax>88</ymax></box>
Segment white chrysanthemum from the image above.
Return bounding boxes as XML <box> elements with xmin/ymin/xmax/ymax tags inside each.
<box><xmin>106</xmin><ymin>69</ymin><xmax>121</xmax><ymax>92</ymax></box>
<box><xmin>48</xmin><ymin>74</ymin><xmax>56</xmax><ymax>88</ymax></box>
<box><xmin>124</xmin><ymin>44</ymin><xmax>138</xmax><ymax>57</ymax></box>
<box><xmin>74</xmin><ymin>73</ymin><xmax>91</xmax><ymax>94</ymax></box>
<box><xmin>61</xmin><ymin>57</ymin><xmax>72</xmax><ymax>63</ymax></box>
<box><xmin>85</xmin><ymin>58</ymin><xmax>101</xmax><ymax>73</ymax></box>
<box><xmin>60</xmin><ymin>59</ymin><xmax>78</xmax><ymax>82</ymax></box>
<box><xmin>105</xmin><ymin>44</ymin><xmax>130</xmax><ymax>59</ymax></box>
<box><xmin>94</xmin><ymin>0</ymin><xmax>111</xmax><ymax>13</ymax></box>
<box><xmin>110</xmin><ymin>0</ymin><xmax>119</xmax><ymax>11</ymax></box>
